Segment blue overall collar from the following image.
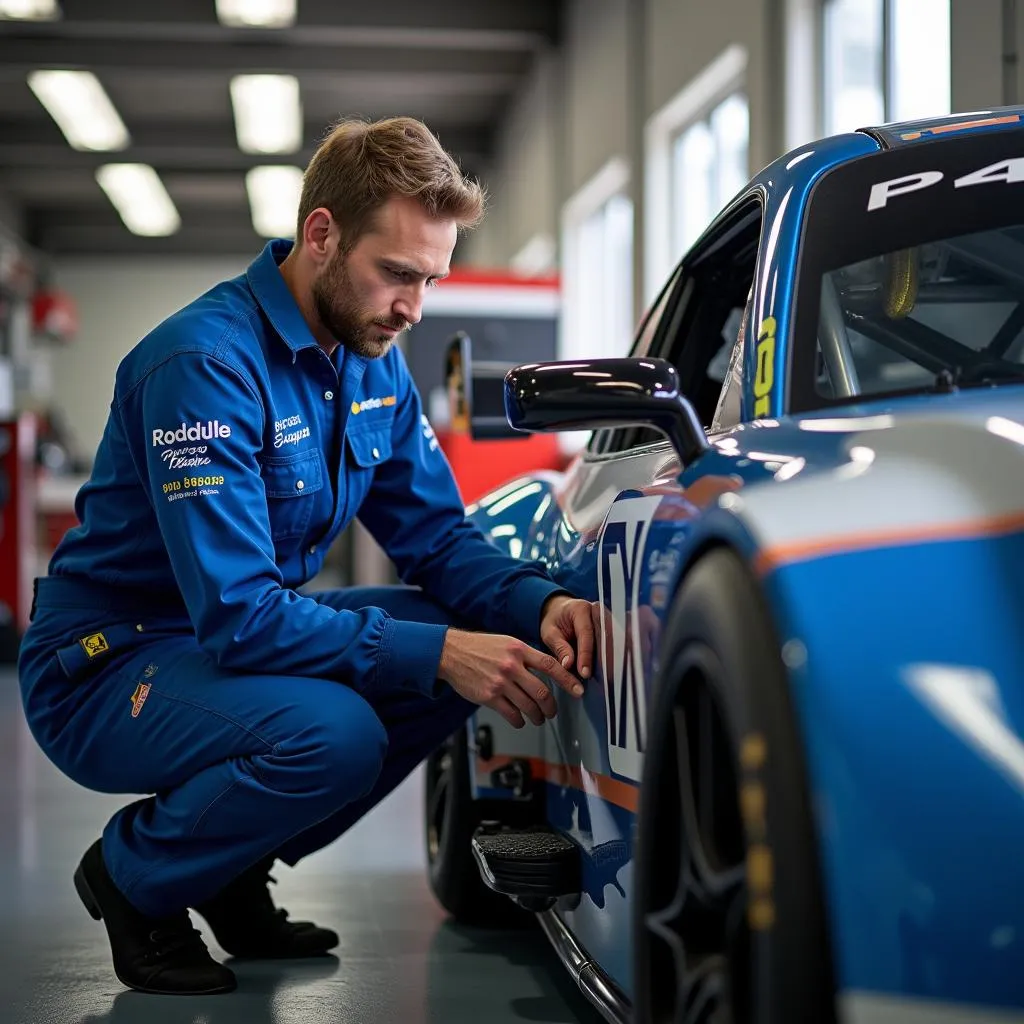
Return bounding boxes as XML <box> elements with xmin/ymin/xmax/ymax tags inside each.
<box><xmin>245</xmin><ymin>239</ymin><xmax>321</xmax><ymax>356</ymax></box>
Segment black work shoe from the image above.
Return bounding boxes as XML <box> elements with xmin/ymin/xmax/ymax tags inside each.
<box><xmin>74</xmin><ymin>839</ymin><xmax>237</xmax><ymax>995</ymax></box>
<box><xmin>193</xmin><ymin>856</ymin><xmax>339</xmax><ymax>959</ymax></box>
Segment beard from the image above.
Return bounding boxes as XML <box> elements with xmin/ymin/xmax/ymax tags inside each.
<box><xmin>312</xmin><ymin>251</ymin><xmax>408</xmax><ymax>359</ymax></box>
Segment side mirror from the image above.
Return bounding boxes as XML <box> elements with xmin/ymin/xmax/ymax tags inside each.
<box><xmin>503</xmin><ymin>357</ymin><xmax>709</xmax><ymax>464</ymax></box>
<box><xmin>444</xmin><ymin>332</ymin><xmax>527</xmax><ymax>440</ymax></box>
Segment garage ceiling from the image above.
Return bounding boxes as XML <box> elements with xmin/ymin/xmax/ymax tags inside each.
<box><xmin>0</xmin><ymin>0</ymin><xmax>560</xmax><ymax>257</ymax></box>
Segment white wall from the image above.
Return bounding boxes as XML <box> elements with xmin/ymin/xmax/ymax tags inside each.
<box><xmin>563</xmin><ymin>0</ymin><xmax>633</xmax><ymax>197</ymax></box>
<box><xmin>463</xmin><ymin>0</ymin><xmax>780</xmax><ymax>283</ymax></box>
<box><xmin>950</xmin><ymin>0</ymin><xmax>1006</xmax><ymax>109</ymax></box>
<box><xmin>52</xmin><ymin>256</ymin><xmax>248</xmax><ymax>457</ymax></box>
<box><xmin>463</xmin><ymin>51</ymin><xmax>562</xmax><ymax>269</ymax></box>
<box><xmin>648</xmin><ymin>0</ymin><xmax>777</xmax><ymax>174</ymax></box>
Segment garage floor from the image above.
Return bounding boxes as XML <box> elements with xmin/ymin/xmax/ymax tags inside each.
<box><xmin>0</xmin><ymin>669</ymin><xmax>602</xmax><ymax>1024</ymax></box>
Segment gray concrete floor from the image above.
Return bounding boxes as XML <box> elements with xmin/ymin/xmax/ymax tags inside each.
<box><xmin>0</xmin><ymin>669</ymin><xmax>602</xmax><ymax>1024</ymax></box>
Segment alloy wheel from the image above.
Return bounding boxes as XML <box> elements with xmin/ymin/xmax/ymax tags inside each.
<box><xmin>643</xmin><ymin>643</ymin><xmax>749</xmax><ymax>1024</ymax></box>
<box><xmin>425</xmin><ymin>738</ymin><xmax>454</xmax><ymax>862</ymax></box>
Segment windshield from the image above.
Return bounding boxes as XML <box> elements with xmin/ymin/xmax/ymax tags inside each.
<box><xmin>790</xmin><ymin>131</ymin><xmax>1024</xmax><ymax>411</ymax></box>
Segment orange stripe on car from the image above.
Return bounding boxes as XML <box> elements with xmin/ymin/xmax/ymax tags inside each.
<box><xmin>900</xmin><ymin>114</ymin><xmax>1021</xmax><ymax>140</ymax></box>
<box><xmin>754</xmin><ymin>509</ymin><xmax>1024</xmax><ymax>575</ymax></box>
<box><xmin>477</xmin><ymin>755</ymin><xmax>639</xmax><ymax>813</ymax></box>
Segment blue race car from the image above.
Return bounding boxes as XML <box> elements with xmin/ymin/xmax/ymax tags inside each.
<box><xmin>424</xmin><ymin>107</ymin><xmax>1024</xmax><ymax>1024</ymax></box>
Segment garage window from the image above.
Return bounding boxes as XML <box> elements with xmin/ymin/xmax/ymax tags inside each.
<box><xmin>671</xmin><ymin>94</ymin><xmax>749</xmax><ymax>258</ymax></box>
<box><xmin>823</xmin><ymin>0</ymin><xmax>950</xmax><ymax>133</ymax></box>
<box><xmin>643</xmin><ymin>45</ymin><xmax>748</xmax><ymax>305</ymax></box>
<box><xmin>559</xmin><ymin>158</ymin><xmax>635</xmax><ymax>452</ymax></box>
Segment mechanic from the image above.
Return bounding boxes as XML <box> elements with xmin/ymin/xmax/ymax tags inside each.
<box><xmin>17</xmin><ymin>116</ymin><xmax>594</xmax><ymax>996</ymax></box>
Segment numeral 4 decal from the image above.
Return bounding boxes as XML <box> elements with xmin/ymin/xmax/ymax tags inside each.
<box><xmin>596</xmin><ymin>495</ymin><xmax>662</xmax><ymax>783</ymax></box>
<box><xmin>867</xmin><ymin>157</ymin><xmax>1024</xmax><ymax>210</ymax></box>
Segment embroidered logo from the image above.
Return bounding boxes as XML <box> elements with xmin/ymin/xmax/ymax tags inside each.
<box><xmin>273</xmin><ymin>413</ymin><xmax>311</xmax><ymax>448</ymax></box>
<box><xmin>151</xmin><ymin>421</ymin><xmax>231</xmax><ymax>446</ymax></box>
<box><xmin>420</xmin><ymin>414</ymin><xmax>439</xmax><ymax>452</ymax></box>
<box><xmin>130</xmin><ymin>682</ymin><xmax>151</xmax><ymax>719</ymax></box>
<box><xmin>351</xmin><ymin>395</ymin><xmax>397</xmax><ymax>415</ymax></box>
<box><xmin>80</xmin><ymin>633</ymin><xmax>109</xmax><ymax>658</ymax></box>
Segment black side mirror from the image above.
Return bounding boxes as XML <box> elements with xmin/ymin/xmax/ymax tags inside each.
<box><xmin>444</xmin><ymin>332</ymin><xmax>527</xmax><ymax>440</ymax></box>
<box><xmin>503</xmin><ymin>357</ymin><xmax>709</xmax><ymax>464</ymax></box>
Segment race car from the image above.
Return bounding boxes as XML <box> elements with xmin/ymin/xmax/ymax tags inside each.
<box><xmin>423</xmin><ymin>107</ymin><xmax>1024</xmax><ymax>1024</ymax></box>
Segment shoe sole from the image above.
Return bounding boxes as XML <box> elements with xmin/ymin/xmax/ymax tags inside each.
<box><xmin>73</xmin><ymin>863</ymin><xmax>103</xmax><ymax>921</ymax></box>
<box><xmin>74</xmin><ymin>862</ymin><xmax>237</xmax><ymax>995</ymax></box>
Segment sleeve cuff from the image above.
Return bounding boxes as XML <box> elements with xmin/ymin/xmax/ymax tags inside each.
<box><xmin>377</xmin><ymin>618</ymin><xmax>450</xmax><ymax>697</ymax></box>
<box><xmin>504</xmin><ymin>575</ymin><xmax>568</xmax><ymax>648</ymax></box>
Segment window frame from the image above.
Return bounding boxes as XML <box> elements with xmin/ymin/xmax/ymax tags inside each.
<box><xmin>643</xmin><ymin>45</ymin><xmax>749</xmax><ymax>307</ymax></box>
<box><xmin>560</xmin><ymin>156</ymin><xmax>634</xmax><ymax>455</ymax></box>
<box><xmin>658</xmin><ymin>195</ymin><xmax>765</xmax><ymax>426</ymax></box>
<box><xmin>819</xmin><ymin>0</ymin><xmax>951</xmax><ymax>136</ymax></box>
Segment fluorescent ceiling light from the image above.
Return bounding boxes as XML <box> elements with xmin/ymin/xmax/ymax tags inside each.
<box><xmin>96</xmin><ymin>164</ymin><xmax>181</xmax><ymax>237</ymax></box>
<box><xmin>230</xmin><ymin>74</ymin><xmax>302</xmax><ymax>154</ymax></box>
<box><xmin>246</xmin><ymin>166</ymin><xmax>303</xmax><ymax>238</ymax></box>
<box><xmin>0</xmin><ymin>0</ymin><xmax>60</xmax><ymax>19</ymax></box>
<box><xmin>28</xmin><ymin>70</ymin><xmax>129</xmax><ymax>151</ymax></box>
<box><xmin>216</xmin><ymin>0</ymin><xmax>295</xmax><ymax>27</ymax></box>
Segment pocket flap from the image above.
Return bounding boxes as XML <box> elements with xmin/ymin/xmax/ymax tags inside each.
<box><xmin>259</xmin><ymin>449</ymin><xmax>323</xmax><ymax>498</ymax></box>
<box><xmin>346</xmin><ymin>428</ymin><xmax>392</xmax><ymax>469</ymax></box>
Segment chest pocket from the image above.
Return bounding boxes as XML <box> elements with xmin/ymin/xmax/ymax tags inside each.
<box><xmin>345</xmin><ymin>426</ymin><xmax>393</xmax><ymax>511</ymax></box>
<box><xmin>258</xmin><ymin>448</ymin><xmax>323</xmax><ymax>541</ymax></box>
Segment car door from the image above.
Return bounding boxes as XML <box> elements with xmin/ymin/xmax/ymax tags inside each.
<box><xmin>544</xmin><ymin>194</ymin><xmax>766</xmax><ymax>996</ymax></box>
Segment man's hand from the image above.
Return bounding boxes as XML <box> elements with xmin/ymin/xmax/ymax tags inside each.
<box><xmin>540</xmin><ymin>593</ymin><xmax>595</xmax><ymax>681</ymax></box>
<box><xmin>439</xmin><ymin>630</ymin><xmax>585</xmax><ymax>729</ymax></box>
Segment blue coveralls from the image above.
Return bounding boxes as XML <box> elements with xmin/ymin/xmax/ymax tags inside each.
<box><xmin>18</xmin><ymin>239</ymin><xmax>564</xmax><ymax>918</ymax></box>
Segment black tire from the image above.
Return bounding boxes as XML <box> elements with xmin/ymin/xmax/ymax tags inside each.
<box><xmin>632</xmin><ymin>547</ymin><xmax>835</xmax><ymax>1024</ymax></box>
<box><xmin>423</xmin><ymin>726</ymin><xmax>530</xmax><ymax>928</ymax></box>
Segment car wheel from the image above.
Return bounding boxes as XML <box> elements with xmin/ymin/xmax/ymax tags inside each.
<box><xmin>424</xmin><ymin>726</ymin><xmax>530</xmax><ymax>927</ymax></box>
<box><xmin>632</xmin><ymin>547</ymin><xmax>835</xmax><ymax>1024</ymax></box>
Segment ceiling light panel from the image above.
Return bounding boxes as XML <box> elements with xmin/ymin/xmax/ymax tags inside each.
<box><xmin>0</xmin><ymin>0</ymin><xmax>60</xmax><ymax>19</ymax></box>
<box><xmin>246</xmin><ymin>166</ymin><xmax>303</xmax><ymax>238</ymax></box>
<box><xmin>96</xmin><ymin>164</ymin><xmax>181</xmax><ymax>237</ymax></box>
<box><xmin>28</xmin><ymin>70</ymin><xmax>129</xmax><ymax>151</ymax></box>
<box><xmin>215</xmin><ymin>0</ymin><xmax>295</xmax><ymax>28</ymax></box>
<box><xmin>230</xmin><ymin>74</ymin><xmax>302</xmax><ymax>154</ymax></box>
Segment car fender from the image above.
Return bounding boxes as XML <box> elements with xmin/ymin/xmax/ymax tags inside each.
<box><xmin>711</xmin><ymin>417</ymin><xmax>1024</xmax><ymax>1007</ymax></box>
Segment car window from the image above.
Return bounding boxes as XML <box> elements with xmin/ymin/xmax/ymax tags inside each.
<box><xmin>660</xmin><ymin>198</ymin><xmax>763</xmax><ymax>429</ymax></box>
<box><xmin>811</xmin><ymin>234</ymin><xmax>1024</xmax><ymax>401</ymax></box>
<box><xmin>790</xmin><ymin>132</ymin><xmax>1024</xmax><ymax>411</ymax></box>
<box><xmin>711</xmin><ymin>294</ymin><xmax>751</xmax><ymax>432</ymax></box>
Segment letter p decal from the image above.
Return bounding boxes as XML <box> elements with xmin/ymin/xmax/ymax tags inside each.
<box><xmin>867</xmin><ymin>171</ymin><xmax>944</xmax><ymax>211</ymax></box>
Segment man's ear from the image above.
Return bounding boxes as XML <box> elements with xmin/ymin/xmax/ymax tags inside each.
<box><xmin>302</xmin><ymin>209</ymin><xmax>334</xmax><ymax>262</ymax></box>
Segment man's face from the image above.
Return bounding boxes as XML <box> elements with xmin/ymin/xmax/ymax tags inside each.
<box><xmin>312</xmin><ymin>196</ymin><xmax>456</xmax><ymax>359</ymax></box>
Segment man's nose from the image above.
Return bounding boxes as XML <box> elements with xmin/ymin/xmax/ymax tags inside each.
<box><xmin>394</xmin><ymin>284</ymin><xmax>424</xmax><ymax>326</ymax></box>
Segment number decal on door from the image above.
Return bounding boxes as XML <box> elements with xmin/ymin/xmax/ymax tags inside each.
<box><xmin>597</xmin><ymin>495</ymin><xmax>662</xmax><ymax>783</ymax></box>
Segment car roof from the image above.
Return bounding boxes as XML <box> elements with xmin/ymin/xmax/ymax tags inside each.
<box><xmin>861</xmin><ymin>105</ymin><xmax>1024</xmax><ymax>148</ymax></box>
<box><xmin>737</xmin><ymin>105</ymin><xmax>1024</xmax><ymax>207</ymax></box>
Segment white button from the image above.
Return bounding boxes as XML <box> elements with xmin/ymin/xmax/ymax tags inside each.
<box><xmin>324</xmin><ymin>390</ymin><xmax>334</xmax><ymax>401</ymax></box>
<box><xmin>308</xmin><ymin>545</ymin><xmax>317</xmax><ymax>555</ymax></box>
<box><xmin>372</xmin><ymin>447</ymin><xmax>380</xmax><ymax>459</ymax></box>
<box><xmin>296</xmin><ymin>480</ymin><xmax>305</xmax><ymax>490</ymax></box>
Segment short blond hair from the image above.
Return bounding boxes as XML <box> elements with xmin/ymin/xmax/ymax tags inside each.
<box><xmin>297</xmin><ymin>116</ymin><xmax>485</xmax><ymax>250</ymax></box>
